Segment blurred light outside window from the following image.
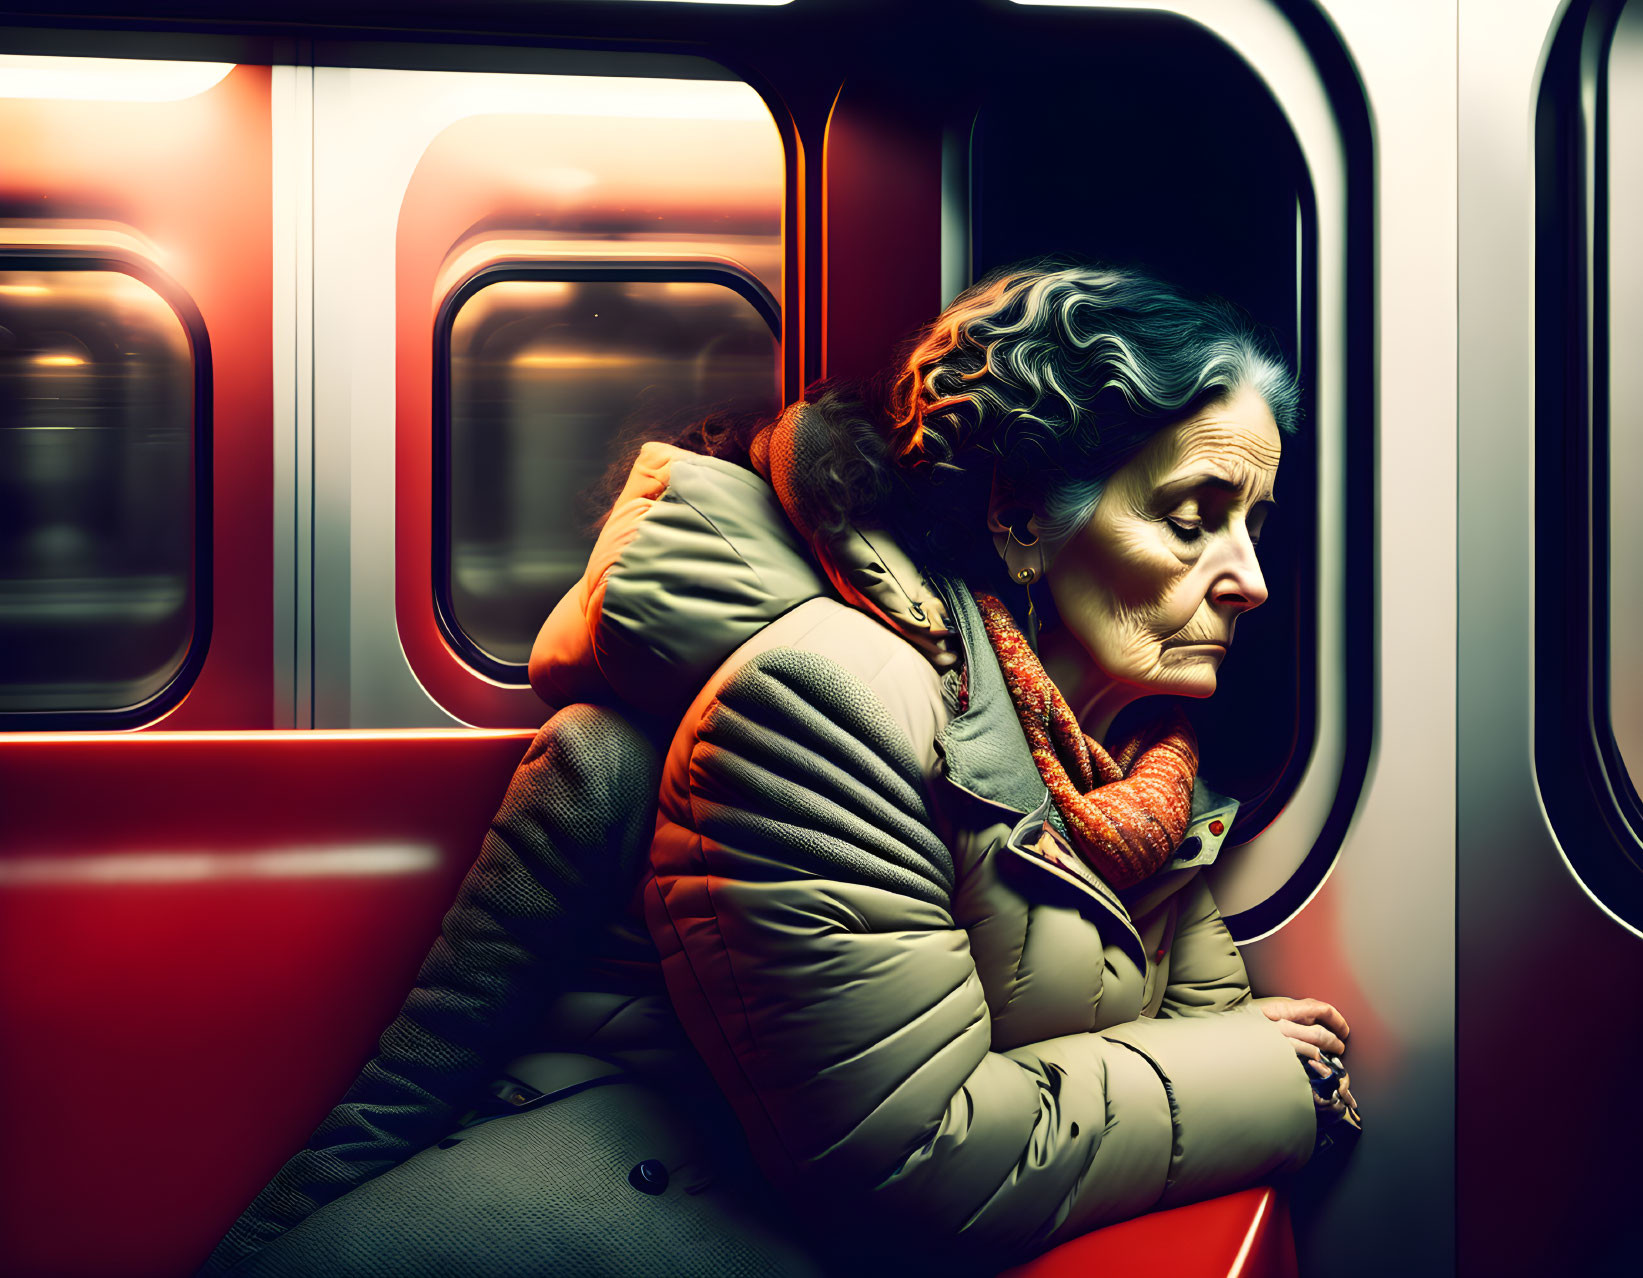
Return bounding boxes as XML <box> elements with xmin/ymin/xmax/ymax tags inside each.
<box><xmin>0</xmin><ymin>267</ymin><xmax>198</xmax><ymax>716</ymax></box>
<box><xmin>443</xmin><ymin>273</ymin><xmax>779</xmax><ymax>669</ymax></box>
<box><xmin>0</xmin><ymin>55</ymin><xmax>233</xmax><ymax>103</ymax></box>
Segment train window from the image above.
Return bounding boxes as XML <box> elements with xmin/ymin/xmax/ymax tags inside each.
<box><xmin>963</xmin><ymin>6</ymin><xmax>1370</xmax><ymax>940</ymax></box>
<box><xmin>1607</xmin><ymin>2</ymin><xmax>1643</xmax><ymax>823</ymax></box>
<box><xmin>1536</xmin><ymin>0</ymin><xmax>1643</xmax><ymax>929</ymax></box>
<box><xmin>0</xmin><ymin>259</ymin><xmax>207</xmax><ymax>726</ymax></box>
<box><xmin>355</xmin><ymin>61</ymin><xmax>784</xmax><ymax>727</ymax></box>
<box><xmin>435</xmin><ymin>265</ymin><xmax>780</xmax><ymax>677</ymax></box>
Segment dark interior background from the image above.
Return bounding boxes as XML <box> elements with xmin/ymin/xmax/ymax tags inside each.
<box><xmin>967</xmin><ymin>18</ymin><xmax>1317</xmax><ymax>841</ymax></box>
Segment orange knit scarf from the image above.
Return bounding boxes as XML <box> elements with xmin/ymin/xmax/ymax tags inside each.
<box><xmin>974</xmin><ymin>591</ymin><xmax>1200</xmax><ymax>889</ymax></box>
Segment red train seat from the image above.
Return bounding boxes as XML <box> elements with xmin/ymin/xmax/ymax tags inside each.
<box><xmin>1000</xmin><ymin>1185</ymin><xmax>1297</xmax><ymax>1278</ymax></box>
<box><xmin>0</xmin><ymin>730</ymin><xmax>535</xmax><ymax>1278</ymax></box>
<box><xmin>0</xmin><ymin>732</ymin><xmax>1298</xmax><ymax>1278</ymax></box>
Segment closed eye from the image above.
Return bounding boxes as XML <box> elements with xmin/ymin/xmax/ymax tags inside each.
<box><xmin>1249</xmin><ymin>501</ymin><xmax>1274</xmax><ymax>548</ymax></box>
<box><xmin>1165</xmin><ymin>517</ymin><xmax>1203</xmax><ymax>543</ymax></box>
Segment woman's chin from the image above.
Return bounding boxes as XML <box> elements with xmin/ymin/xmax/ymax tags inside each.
<box><xmin>1148</xmin><ymin>654</ymin><xmax>1221</xmax><ymax>698</ymax></box>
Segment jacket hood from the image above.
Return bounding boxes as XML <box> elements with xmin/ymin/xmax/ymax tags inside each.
<box><xmin>528</xmin><ymin>438</ymin><xmax>821</xmax><ymax>720</ymax></box>
<box><xmin>529</xmin><ymin>403</ymin><xmax>1242</xmax><ymax>884</ymax></box>
<box><xmin>529</xmin><ymin>403</ymin><xmax>954</xmax><ymax>722</ymax></box>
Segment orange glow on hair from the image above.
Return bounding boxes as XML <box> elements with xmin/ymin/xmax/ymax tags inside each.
<box><xmin>887</xmin><ymin>270</ymin><xmax>1028</xmax><ymax>459</ymax></box>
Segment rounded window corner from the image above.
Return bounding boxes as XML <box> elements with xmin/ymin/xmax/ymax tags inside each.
<box><xmin>1534</xmin><ymin>0</ymin><xmax>1643</xmax><ymax>930</ymax></box>
<box><xmin>0</xmin><ymin>245</ymin><xmax>212</xmax><ymax>731</ymax></box>
<box><xmin>964</xmin><ymin>5</ymin><xmax>1372</xmax><ymax>938</ymax></box>
<box><xmin>431</xmin><ymin>260</ymin><xmax>782</xmax><ymax>687</ymax></box>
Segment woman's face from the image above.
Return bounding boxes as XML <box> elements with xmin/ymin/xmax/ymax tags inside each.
<box><xmin>1043</xmin><ymin>384</ymin><xmax>1281</xmax><ymax>699</ymax></box>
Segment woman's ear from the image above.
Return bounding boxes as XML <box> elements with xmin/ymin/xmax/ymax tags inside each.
<box><xmin>985</xmin><ymin>469</ymin><xmax>1044</xmax><ymax>558</ymax></box>
<box><xmin>986</xmin><ymin>480</ymin><xmax>1049</xmax><ymax>585</ymax></box>
<box><xmin>984</xmin><ymin>501</ymin><xmax>1011</xmax><ymax>556</ymax></box>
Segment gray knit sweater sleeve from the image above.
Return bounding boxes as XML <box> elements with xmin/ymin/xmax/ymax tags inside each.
<box><xmin>199</xmin><ymin>705</ymin><xmax>660</xmax><ymax>1276</ymax></box>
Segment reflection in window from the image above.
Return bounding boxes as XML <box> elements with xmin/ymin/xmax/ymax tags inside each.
<box><xmin>445</xmin><ymin>275</ymin><xmax>779</xmax><ymax>668</ymax></box>
<box><xmin>1610</xmin><ymin>0</ymin><xmax>1643</xmax><ymax>792</ymax></box>
<box><xmin>0</xmin><ymin>268</ymin><xmax>196</xmax><ymax>715</ymax></box>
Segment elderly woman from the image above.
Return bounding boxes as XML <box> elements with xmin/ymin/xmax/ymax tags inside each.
<box><xmin>204</xmin><ymin>261</ymin><xmax>1354</xmax><ymax>1278</ymax></box>
<box><xmin>632</xmin><ymin>259</ymin><xmax>1358</xmax><ymax>1264</ymax></box>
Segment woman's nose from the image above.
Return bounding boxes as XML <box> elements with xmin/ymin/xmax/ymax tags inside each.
<box><xmin>1211</xmin><ymin>528</ymin><xmax>1269</xmax><ymax>612</ymax></box>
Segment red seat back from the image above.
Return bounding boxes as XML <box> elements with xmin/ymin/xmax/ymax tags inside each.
<box><xmin>0</xmin><ymin>730</ymin><xmax>533</xmax><ymax>1278</ymax></box>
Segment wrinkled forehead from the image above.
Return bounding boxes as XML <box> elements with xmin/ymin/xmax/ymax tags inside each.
<box><xmin>1132</xmin><ymin>394</ymin><xmax>1282</xmax><ymax>501</ymax></box>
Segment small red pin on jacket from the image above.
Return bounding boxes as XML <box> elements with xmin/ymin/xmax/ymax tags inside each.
<box><xmin>1208</xmin><ymin>820</ymin><xmax>1225</xmax><ymax>836</ymax></box>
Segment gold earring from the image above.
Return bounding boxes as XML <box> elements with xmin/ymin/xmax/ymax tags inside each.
<box><xmin>1007</xmin><ymin>522</ymin><xmax>1041</xmax><ymax>585</ymax></box>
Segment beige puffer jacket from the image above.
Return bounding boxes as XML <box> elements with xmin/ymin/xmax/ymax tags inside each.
<box><xmin>218</xmin><ymin>414</ymin><xmax>1318</xmax><ymax>1278</ymax></box>
<box><xmin>531</xmin><ymin>409</ymin><xmax>1317</xmax><ymax>1272</ymax></box>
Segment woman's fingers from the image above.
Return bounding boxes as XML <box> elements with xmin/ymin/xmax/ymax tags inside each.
<box><xmin>1311</xmin><ymin>1022</ymin><xmax>1348</xmax><ymax>1056</ymax></box>
<box><xmin>1305</xmin><ymin>1057</ymin><xmax>1359</xmax><ymax>1117</ymax></box>
<box><xmin>1337</xmin><ymin>1073</ymin><xmax>1357</xmax><ymax>1112</ymax></box>
<box><xmin>1275</xmin><ymin>1018</ymin><xmax>1346</xmax><ymax>1057</ymax></box>
<box><xmin>1300</xmin><ymin>1019</ymin><xmax>1345</xmax><ymax>1056</ymax></box>
<box><xmin>1306</xmin><ymin>1057</ymin><xmax>1338</xmax><ymax>1109</ymax></box>
<box><xmin>1301</xmin><ymin>999</ymin><xmax>1351</xmax><ymax>1041</ymax></box>
<box><xmin>1293</xmin><ymin>1031</ymin><xmax>1368</xmax><ymax>1116</ymax></box>
<box><xmin>1256</xmin><ymin>996</ymin><xmax>1352</xmax><ymax>1043</ymax></box>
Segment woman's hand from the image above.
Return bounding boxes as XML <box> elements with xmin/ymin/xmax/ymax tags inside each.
<box><xmin>1253</xmin><ymin>996</ymin><xmax>1358</xmax><ymax>1116</ymax></box>
<box><xmin>1304</xmin><ymin>1055</ymin><xmax>1357</xmax><ymax>1120</ymax></box>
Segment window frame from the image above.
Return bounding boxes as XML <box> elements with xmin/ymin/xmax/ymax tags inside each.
<box><xmin>1535</xmin><ymin>0</ymin><xmax>1643</xmax><ymax>931</ymax></box>
<box><xmin>431</xmin><ymin>258</ymin><xmax>781</xmax><ymax>683</ymax></box>
<box><xmin>0</xmin><ymin>246</ymin><xmax>213</xmax><ymax>730</ymax></box>
<box><xmin>959</xmin><ymin>7</ymin><xmax>1374</xmax><ymax>945</ymax></box>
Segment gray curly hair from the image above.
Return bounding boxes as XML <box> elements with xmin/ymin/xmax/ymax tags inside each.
<box><xmin>654</xmin><ymin>258</ymin><xmax>1300</xmax><ymax>587</ymax></box>
<box><xmin>883</xmin><ymin>259</ymin><xmax>1301</xmax><ymax>549</ymax></box>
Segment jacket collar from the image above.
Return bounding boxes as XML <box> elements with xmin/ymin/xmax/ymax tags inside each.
<box><xmin>931</xmin><ymin>574</ymin><xmax>1241</xmax><ymax>874</ymax></box>
<box><xmin>747</xmin><ymin>403</ymin><xmax>1241</xmax><ymax>875</ymax></box>
<box><xmin>929</xmin><ymin>573</ymin><xmax>1055</xmax><ymax>822</ymax></box>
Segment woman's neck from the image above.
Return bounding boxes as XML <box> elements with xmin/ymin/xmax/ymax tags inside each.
<box><xmin>1035</xmin><ymin>625</ymin><xmax>1142</xmax><ymax>748</ymax></box>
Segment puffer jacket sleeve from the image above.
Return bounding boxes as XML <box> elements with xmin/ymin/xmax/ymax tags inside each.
<box><xmin>1157</xmin><ymin>870</ymin><xmax>1257</xmax><ymax>1016</ymax></box>
<box><xmin>645</xmin><ymin>634</ymin><xmax>1315</xmax><ymax>1274</ymax></box>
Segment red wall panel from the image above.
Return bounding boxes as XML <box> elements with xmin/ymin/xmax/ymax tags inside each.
<box><xmin>0</xmin><ymin>65</ymin><xmax>274</xmax><ymax>729</ymax></box>
<box><xmin>822</xmin><ymin>79</ymin><xmax>943</xmax><ymax>384</ymax></box>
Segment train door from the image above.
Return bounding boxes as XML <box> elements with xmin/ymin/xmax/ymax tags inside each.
<box><xmin>1460</xmin><ymin>0</ymin><xmax>1643</xmax><ymax>1272</ymax></box>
